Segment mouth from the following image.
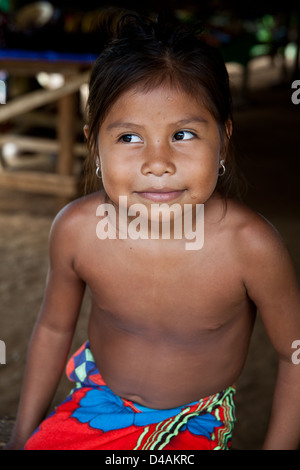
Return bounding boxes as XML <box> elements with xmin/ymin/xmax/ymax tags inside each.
<box><xmin>135</xmin><ymin>188</ymin><xmax>186</xmax><ymax>202</ymax></box>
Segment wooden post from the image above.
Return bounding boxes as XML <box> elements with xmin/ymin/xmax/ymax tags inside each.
<box><xmin>56</xmin><ymin>93</ymin><xmax>76</xmax><ymax>176</ymax></box>
<box><xmin>56</xmin><ymin>92</ymin><xmax>77</xmax><ymax>207</ymax></box>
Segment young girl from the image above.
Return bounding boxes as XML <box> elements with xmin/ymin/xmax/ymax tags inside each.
<box><xmin>6</xmin><ymin>10</ymin><xmax>300</xmax><ymax>450</ymax></box>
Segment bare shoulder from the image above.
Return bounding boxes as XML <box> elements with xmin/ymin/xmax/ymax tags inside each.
<box><xmin>48</xmin><ymin>191</ymin><xmax>105</xmax><ymax>257</ymax></box>
<box><xmin>224</xmin><ymin>198</ymin><xmax>288</xmax><ymax>258</ymax></box>
<box><xmin>50</xmin><ymin>191</ymin><xmax>105</xmax><ymax>237</ymax></box>
<box><xmin>224</xmin><ymin>198</ymin><xmax>299</xmax><ymax>302</ymax></box>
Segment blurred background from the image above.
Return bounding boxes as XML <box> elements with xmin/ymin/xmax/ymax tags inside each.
<box><xmin>0</xmin><ymin>0</ymin><xmax>299</xmax><ymax>450</ymax></box>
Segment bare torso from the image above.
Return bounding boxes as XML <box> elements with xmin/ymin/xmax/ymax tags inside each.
<box><xmin>72</xmin><ymin>192</ymin><xmax>256</xmax><ymax>409</ymax></box>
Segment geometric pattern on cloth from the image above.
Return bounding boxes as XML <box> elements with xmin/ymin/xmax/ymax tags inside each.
<box><xmin>66</xmin><ymin>341</ymin><xmax>236</xmax><ymax>450</ymax></box>
<box><xmin>24</xmin><ymin>341</ymin><xmax>236</xmax><ymax>450</ymax></box>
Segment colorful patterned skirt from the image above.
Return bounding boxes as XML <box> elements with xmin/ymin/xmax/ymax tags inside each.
<box><xmin>24</xmin><ymin>342</ymin><xmax>236</xmax><ymax>450</ymax></box>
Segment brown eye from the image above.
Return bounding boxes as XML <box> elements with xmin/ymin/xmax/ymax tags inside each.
<box><xmin>173</xmin><ymin>131</ymin><xmax>195</xmax><ymax>141</ymax></box>
<box><xmin>119</xmin><ymin>134</ymin><xmax>142</xmax><ymax>143</ymax></box>
<box><xmin>121</xmin><ymin>135</ymin><xmax>132</xmax><ymax>142</ymax></box>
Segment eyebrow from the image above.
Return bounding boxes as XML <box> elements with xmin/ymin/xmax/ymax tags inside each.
<box><xmin>106</xmin><ymin>121</ymin><xmax>144</xmax><ymax>131</ymax></box>
<box><xmin>175</xmin><ymin>117</ymin><xmax>209</xmax><ymax>126</ymax></box>
<box><xmin>105</xmin><ymin>116</ymin><xmax>209</xmax><ymax>131</ymax></box>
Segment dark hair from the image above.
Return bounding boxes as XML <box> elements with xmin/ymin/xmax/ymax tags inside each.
<box><xmin>84</xmin><ymin>9</ymin><xmax>244</xmax><ymax>199</ymax></box>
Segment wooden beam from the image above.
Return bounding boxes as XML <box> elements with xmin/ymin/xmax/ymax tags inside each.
<box><xmin>56</xmin><ymin>93</ymin><xmax>76</xmax><ymax>175</ymax></box>
<box><xmin>0</xmin><ymin>170</ymin><xmax>77</xmax><ymax>197</ymax></box>
<box><xmin>0</xmin><ymin>134</ymin><xmax>86</xmax><ymax>156</ymax></box>
<box><xmin>0</xmin><ymin>70</ymin><xmax>90</xmax><ymax>123</ymax></box>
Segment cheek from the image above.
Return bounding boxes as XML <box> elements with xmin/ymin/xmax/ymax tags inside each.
<box><xmin>187</xmin><ymin>154</ymin><xmax>220</xmax><ymax>200</ymax></box>
<box><xmin>191</xmin><ymin>168</ymin><xmax>218</xmax><ymax>193</ymax></box>
<box><xmin>98</xmin><ymin>134</ymin><xmax>135</xmax><ymax>196</ymax></box>
<box><xmin>100</xmin><ymin>155</ymin><xmax>135</xmax><ymax>198</ymax></box>
<box><xmin>189</xmin><ymin>142</ymin><xmax>219</xmax><ymax>175</ymax></box>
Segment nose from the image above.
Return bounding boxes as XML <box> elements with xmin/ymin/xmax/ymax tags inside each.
<box><xmin>140</xmin><ymin>142</ymin><xmax>176</xmax><ymax>177</ymax></box>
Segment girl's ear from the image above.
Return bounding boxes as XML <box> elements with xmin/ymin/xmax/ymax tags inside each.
<box><xmin>225</xmin><ymin>119</ymin><xmax>232</xmax><ymax>140</ymax></box>
<box><xmin>220</xmin><ymin>119</ymin><xmax>233</xmax><ymax>161</ymax></box>
<box><xmin>83</xmin><ymin>124</ymin><xmax>89</xmax><ymax>140</ymax></box>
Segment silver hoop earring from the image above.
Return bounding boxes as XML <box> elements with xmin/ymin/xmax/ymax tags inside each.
<box><xmin>96</xmin><ymin>165</ymin><xmax>101</xmax><ymax>179</ymax></box>
<box><xmin>218</xmin><ymin>160</ymin><xmax>226</xmax><ymax>177</ymax></box>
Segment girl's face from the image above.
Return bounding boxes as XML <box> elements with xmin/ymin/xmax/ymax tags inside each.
<box><xmin>97</xmin><ymin>85</ymin><xmax>225</xmax><ymax>212</ymax></box>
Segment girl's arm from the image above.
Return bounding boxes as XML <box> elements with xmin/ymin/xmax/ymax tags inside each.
<box><xmin>262</xmin><ymin>357</ymin><xmax>300</xmax><ymax>449</ymax></box>
<box><xmin>5</xmin><ymin>206</ymin><xmax>86</xmax><ymax>449</ymax></box>
<box><xmin>242</xmin><ymin>216</ymin><xmax>300</xmax><ymax>450</ymax></box>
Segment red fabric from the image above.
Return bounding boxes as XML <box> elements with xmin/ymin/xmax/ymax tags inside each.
<box><xmin>24</xmin><ymin>342</ymin><xmax>235</xmax><ymax>450</ymax></box>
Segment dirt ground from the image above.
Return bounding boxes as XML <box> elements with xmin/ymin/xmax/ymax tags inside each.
<box><xmin>0</xmin><ymin>57</ymin><xmax>299</xmax><ymax>449</ymax></box>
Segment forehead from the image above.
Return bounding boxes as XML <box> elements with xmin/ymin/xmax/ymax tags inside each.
<box><xmin>101</xmin><ymin>84</ymin><xmax>213</xmax><ymax>125</ymax></box>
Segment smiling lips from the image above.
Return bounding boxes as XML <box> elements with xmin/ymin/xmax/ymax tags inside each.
<box><xmin>135</xmin><ymin>188</ymin><xmax>185</xmax><ymax>202</ymax></box>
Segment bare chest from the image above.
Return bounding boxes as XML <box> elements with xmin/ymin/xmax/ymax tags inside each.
<box><xmin>76</xmin><ymin>237</ymin><xmax>248</xmax><ymax>338</ymax></box>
